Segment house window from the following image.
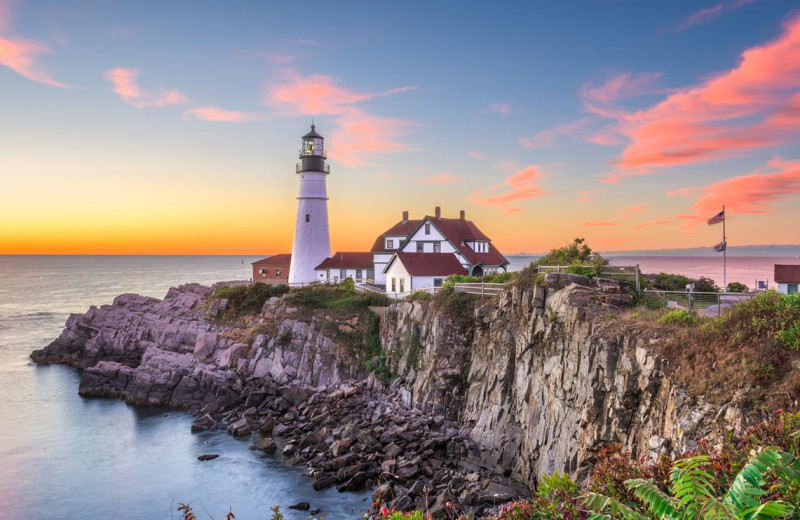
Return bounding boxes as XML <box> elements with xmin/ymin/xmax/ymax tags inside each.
<box><xmin>356</xmin><ymin>269</ymin><xmax>362</xmax><ymax>280</ymax></box>
<box><xmin>367</xmin><ymin>269</ymin><xmax>374</xmax><ymax>281</ymax></box>
<box><xmin>433</xmin><ymin>278</ymin><xmax>443</xmax><ymax>287</ymax></box>
<box><xmin>399</xmin><ymin>278</ymin><xmax>405</xmax><ymax>292</ymax></box>
<box><xmin>260</xmin><ymin>268</ymin><xmax>267</xmax><ymax>277</ymax></box>
<box><xmin>391</xmin><ymin>278</ymin><xmax>396</xmax><ymax>292</ymax></box>
<box><xmin>386</xmin><ymin>239</ymin><xmax>394</xmax><ymax>249</ymax></box>
<box><xmin>340</xmin><ymin>269</ymin><xmax>346</xmax><ymax>279</ymax></box>
<box><xmin>276</xmin><ymin>268</ymin><xmax>282</xmax><ymax>277</ymax></box>
<box><xmin>424</xmin><ymin>223</ymin><xmax>431</xmax><ymax>235</ymax></box>
<box><xmin>417</xmin><ymin>241</ymin><xmax>424</xmax><ymax>253</ymax></box>
<box><xmin>790</xmin><ymin>284</ymin><xmax>799</xmax><ymax>294</ymax></box>
<box><xmin>434</xmin><ymin>242</ymin><xmax>441</xmax><ymax>253</ymax></box>
<box><xmin>305</xmin><ymin>214</ymin><xmax>310</xmax><ymax>223</ymax></box>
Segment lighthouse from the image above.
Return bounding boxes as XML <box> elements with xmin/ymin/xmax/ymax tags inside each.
<box><xmin>288</xmin><ymin>125</ymin><xmax>332</xmax><ymax>285</ymax></box>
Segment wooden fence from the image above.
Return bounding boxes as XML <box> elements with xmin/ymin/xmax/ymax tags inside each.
<box><xmin>453</xmin><ymin>282</ymin><xmax>509</xmax><ymax>297</ymax></box>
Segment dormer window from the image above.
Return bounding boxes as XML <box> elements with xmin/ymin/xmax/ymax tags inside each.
<box><xmin>386</xmin><ymin>239</ymin><xmax>394</xmax><ymax>249</ymax></box>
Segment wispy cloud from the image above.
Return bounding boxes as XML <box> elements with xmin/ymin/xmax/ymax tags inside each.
<box><xmin>676</xmin><ymin>158</ymin><xmax>800</xmax><ymax>223</ymax></box>
<box><xmin>468</xmin><ymin>150</ymin><xmax>487</xmax><ymax>160</ymax></box>
<box><xmin>415</xmin><ymin>173</ymin><xmax>461</xmax><ymax>185</ymax></box>
<box><xmin>635</xmin><ymin>220</ymin><xmax>672</xmax><ymax>229</ymax></box>
<box><xmin>582</xmin><ymin>220</ymin><xmax>616</xmax><ymax>227</ymax></box>
<box><xmin>625</xmin><ymin>204</ymin><xmax>646</xmax><ymax>214</ymax></box>
<box><xmin>576</xmin><ymin>189</ymin><xmax>605</xmax><ymax>203</ymax></box>
<box><xmin>467</xmin><ymin>165</ymin><xmax>548</xmax><ymax>214</ymax></box>
<box><xmin>670</xmin><ymin>0</ymin><xmax>756</xmax><ymax>33</ymax></box>
<box><xmin>590</xmin><ymin>13</ymin><xmax>800</xmax><ymax>180</ymax></box>
<box><xmin>105</xmin><ymin>68</ymin><xmax>189</xmax><ymax>108</ymax></box>
<box><xmin>0</xmin><ymin>2</ymin><xmax>69</xmax><ymax>88</ymax></box>
<box><xmin>488</xmin><ymin>101</ymin><xmax>511</xmax><ymax>115</ymax></box>
<box><xmin>263</xmin><ymin>69</ymin><xmax>415</xmax><ymax>166</ymax></box>
<box><xmin>183</xmin><ymin>106</ymin><xmax>261</xmax><ymax>122</ymax></box>
<box><xmin>519</xmin><ymin>117</ymin><xmax>595</xmax><ymax>148</ymax></box>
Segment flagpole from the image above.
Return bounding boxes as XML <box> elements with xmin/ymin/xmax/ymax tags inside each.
<box><xmin>722</xmin><ymin>204</ymin><xmax>727</xmax><ymax>290</ymax></box>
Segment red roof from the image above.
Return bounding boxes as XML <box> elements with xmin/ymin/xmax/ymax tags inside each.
<box><xmin>370</xmin><ymin>219</ymin><xmax>423</xmax><ymax>253</ymax></box>
<box><xmin>775</xmin><ymin>264</ymin><xmax>800</xmax><ymax>283</ymax></box>
<box><xmin>315</xmin><ymin>252</ymin><xmax>374</xmax><ymax>270</ymax></box>
<box><xmin>252</xmin><ymin>254</ymin><xmax>291</xmax><ymax>266</ymax></box>
<box><xmin>423</xmin><ymin>217</ymin><xmax>509</xmax><ymax>267</ymax></box>
<box><xmin>387</xmin><ymin>252</ymin><xmax>467</xmax><ymax>276</ymax></box>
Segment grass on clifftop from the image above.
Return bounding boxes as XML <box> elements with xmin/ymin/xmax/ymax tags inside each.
<box><xmin>652</xmin><ymin>290</ymin><xmax>800</xmax><ymax>408</ymax></box>
<box><xmin>210</xmin><ymin>283</ymin><xmax>290</xmax><ymax>315</ymax></box>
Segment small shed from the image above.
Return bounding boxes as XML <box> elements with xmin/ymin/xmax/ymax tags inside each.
<box><xmin>775</xmin><ymin>264</ymin><xmax>800</xmax><ymax>294</ymax></box>
<box><xmin>252</xmin><ymin>254</ymin><xmax>291</xmax><ymax>285</ymax></box>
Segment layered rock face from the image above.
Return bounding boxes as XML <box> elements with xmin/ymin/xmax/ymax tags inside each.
<box><xmin>31</xmin><ymin>275</ymin><xmax>736</xmax><ymax>512</ymax></box>
<box><xmin>380</xmin><ymin>274</ymin><xmax>732</xmax><ymax>489</ymax></box>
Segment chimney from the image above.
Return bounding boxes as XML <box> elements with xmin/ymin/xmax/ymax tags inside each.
<box><xmin>460</xmin><ymin>210</ymin><xmax>465</xmax><ymax>220</ymax></box>
<box><xmin>402</xmin><ymin>210</ymin><xmax>409</xmax><ymax>222</ymax></box>
<box><xmin>435</xmin><ymin>206</ymin><xmax>441</xmax><ymax>219</ymax></box>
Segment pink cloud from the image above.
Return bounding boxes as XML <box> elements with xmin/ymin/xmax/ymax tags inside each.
<box><xmin>468</xmin><ymin>150</ymin><xmax>487</xmax><ymax>160</ymax></box>
<box><xmin>677</xmin><ymin>158</ymin><xmax>800</xmax><ymax>222</ymax></box>
<box><xmin>0</xmin><ymin>2</ymin><xmax>68</xmax><ymax>88</ymax></box>
<box><xmin>488</xmin><ymin>102</ymin><xmax>511</xmax><ymax>115</ymax></box>
<box><xmin>581</xmin><ymin>72</ymin><xmax>664</xmax><ymax>105</ymax></box>
<box><xmin>519</xmin><ymin>117</ymin><xmax>595</xmax><ymax>148</ymax></box>
<box><xmin>467</xmin><ymin>165</ymin><xmax>548</xmax><ymax>214</ymax></box>
<box><xmin>671</xmin><ymin>0</ymin><xmax>756</xmax><ymax>32</ymax></box>
<box><xmin>263</xmin><ymin>70</ymin><xmax>415</xmax><ymax>166</ymax></box>
<box><xmin>183</xmin><ymin>106</ymin><xmax>262</xmax><ymax>123</ymax></box>
<box><xmin>635</xmin><ymin>220</ymin><xmax>671</xmax><ymax>229</ymax></box>
<box><xmin>593</xmin><ymin>13</ymin><xmax>800</xmax><ymax>178</ymax></box>
<box><xmin>576</xmin><ymin>189</ymin><xmax>605</xmax><ymax>203</ymax></box>
<box><xmin>625</xmin><ymin>204</ymin><xmax>646</xmax><ymax>213</ymax></box>
<box><xmin>415</xmin><ymin>173</ymin><xmax>461</xmax><ymax>185</ymax></box>
<box><xmin>582</xmin><ymin>221</ymin><xmax>616</xmax><ymax>227</ymax></box>
<box><xmin>105</xmin><ymin>68</ymin><xmax>189</xmax><ymax>108</ymax></box>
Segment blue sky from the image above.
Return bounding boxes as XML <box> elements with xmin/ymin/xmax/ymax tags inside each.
<box><xmin>2</xmin><ymin>0</ymin><xmax>800</xmax><ymax>253</ymax></box>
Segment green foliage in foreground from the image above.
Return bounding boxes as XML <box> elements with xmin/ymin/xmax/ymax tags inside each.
<box><xmin>658</xmin><ymin>308</ymin><xmax>697</xmax><ymax>327</ymax></box>
<box><xmin>654</xmin><ymin>273</ymin><xmax>719</xmax><ymax>293</ymax></box>
<box><xmin>727</xmin><ymin>282</ymin><xmax>749</xmax><ymax>293</ymax></box>
<box><xmin>210</xmin><ymin>283</ymin><xmax>290</xmax><ymax>315</ymax></box>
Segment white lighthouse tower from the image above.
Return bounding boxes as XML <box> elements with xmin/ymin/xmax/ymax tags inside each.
<box><xmin>288</xmin><ymin>125</ymin><xmax>331</xmax><ymax>285</ymax></box>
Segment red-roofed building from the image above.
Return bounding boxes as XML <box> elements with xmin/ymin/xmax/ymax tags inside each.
<box><xmin>314</xmin><ymin>252</ymin><xmax>374</xmax><ymax>284</ymax></box>
<box><xmin>371</xmin><ymin>207</ymin><xmax>508</xmax><ymax>287</ymax></box>
<box><xmin>252</xmin><ymin>254</ymin><xmax>291</xmax><ymax>284</ymax></box>
<box><xmin>384</xmin><ymin>252</ymin><xmax>467</xmax><ymax>295</ymax></box>
<box><xmin>775</xmin><ymin>264</ymin><xmax>800</xmax><ymax>294</ymax></box>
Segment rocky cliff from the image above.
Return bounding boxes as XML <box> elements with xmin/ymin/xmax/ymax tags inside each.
<box><xmin>30</xmin><ymin>275</ymin><xmax>742</xmax><ymax>514</ymax></box>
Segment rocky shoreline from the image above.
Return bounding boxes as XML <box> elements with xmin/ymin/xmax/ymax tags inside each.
<box><xmin>31</xmin><ymin>274</ymin><xmax>743</xmax><ymax>517</ymax></box>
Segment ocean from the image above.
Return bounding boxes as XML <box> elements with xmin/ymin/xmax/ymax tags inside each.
<box><xmin>1</xmin><ymin>254</ymin><xmax>797</xmax><ymax>519</ymax></box>
<box><xmin>0</xmin><ymin>256</ymin><xmax>371</xmax><ymax>520</ymax></box>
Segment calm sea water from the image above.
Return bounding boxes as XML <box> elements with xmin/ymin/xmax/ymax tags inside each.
<box><xmin>1</xmin><ymin>254</ymin><xmax>797</xmax><ymax>520</ymax></box>
<box><xmin>0</xmin><ymin>256</ymin><xmax>372</xmax><ymax>520</ymax></box>
<box><xmin>506</xmin><ymin>255</ymin><xmax>799</xmax><ymax>288</ymax></box>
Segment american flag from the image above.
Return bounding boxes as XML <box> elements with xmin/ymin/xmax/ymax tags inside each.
<box><xmin>713</xmin><ymin>241</ymin><xmax>726</xmax><ymax>252</ymax></box>
<box><xmin>707</xmin><ymin>209</ymin><xmax>725</xmax><ymax>225</ymax></box>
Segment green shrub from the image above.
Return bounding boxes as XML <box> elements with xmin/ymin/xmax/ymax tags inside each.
<box><xmin>654</xmin><ymin>273</ymin><xmax>693</xmax><ymax>291</ymax></box>
<box><xmin>286</xmin><ymin>283</ymin><xmax>390</xmax><ymax>311</ymax></box>
<box><xmin>726</xmin><ymin>281</ymin><xmax>748</xmax><ymax>293</ymax></box>
<box><xmin>406</xmin><ymin>290</ymin><xmax>432</xmax><ymax>301</ymax></box>
<box><xmin>658</xmin><ymin>308</ymin><xmax>696</xmax><ymax>326</ymax></box>
<box><xmin>210</xmin><ymin>283</ymin><xmax>290</xmax><ymax>315</ymax></box>
<box><xmin>534</xmin><ymin>237</ymin><xmax>608</xmax><ymax>268</ymax></box>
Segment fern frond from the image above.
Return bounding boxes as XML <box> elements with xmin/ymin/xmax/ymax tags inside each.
<box><xmin>725</xmin><ymin>449</ymin><xmax>783</xmax><ymax>511</ymax></box>
<box><xmin>739</xmin><ymin>501</ymin><xmax>794</xmax><ymax>519</ymax></box>
<box><xmin>581</xmin><ymin>492</ymin><xmax>651</xmax><ymax>520</ymax></box>
<box><xmin>626</xmin><ymin>478</ymin><xmax>679</xmax><ymax>519</ymax></box>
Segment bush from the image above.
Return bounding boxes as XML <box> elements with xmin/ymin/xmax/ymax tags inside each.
<box><xmin>534</xmin><ymin>237</ymin><xmax>608</xmax><ymax>268</ymax></box>
<box><xmin>405</xmin><ymin>290</ymin><xmax>432</xmax><ymax>301</ymax></box>
<box><xmin>286</xmin><ymin>283</ymin><xmax>390</xmax><ymax>311</ymax></box>
<box><xmin>658</xmin><ymin>308</ymin><xmax>696</xmax><ymax>326</ymax></box>
<box><xmin>653</xmin><ymin>272</ymin><xmax>693</xmax><ymax>291</ymax></box>
<box><xmin>726</xmin><ymin>281</ymin><xmax>748</xmax><ymax>293</ymax></box>
<box><xmin>210</xmin><ymin>283</ymin><xmax>290</xmax><ymax>315</ymax></box>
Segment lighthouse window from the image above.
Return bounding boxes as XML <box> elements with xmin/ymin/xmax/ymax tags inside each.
<box><xmin>305</xmin><ymin>214</ymin><xmax>310</xmax><ymax>223</ymax></box>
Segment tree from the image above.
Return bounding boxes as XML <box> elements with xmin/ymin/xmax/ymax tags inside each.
<box><xmin>534</xmin><ymin>238</ymin><xmax>609</xmax><ymax>268</ymax></box>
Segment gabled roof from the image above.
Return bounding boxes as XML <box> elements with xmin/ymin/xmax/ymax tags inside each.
<box><xmin>775</xmin><ymin>264</ymin><xmax>800</xmax><ymax>283</ymax></box>
<box><xmin>385</xmin><ymin>252</ymin><xmax>467</xmax><ymax>276</ymax></box>
<box><xmin>315</xmin><ymin>252</ymin><xmax>374</xmax><ymax>270</ymax></box>
<box><xmin>412</xmin><ymin>216</ymin><xmax>509</xmax><ymax>267</ymax></box>
<box><xmin>252</xmin><ymin>254</ymin><xmax>291</xmax><ymax>266</ymax></box>
<box><xmin>370</xmin><ymin>219</ymin><xmax>423</xmax><ymax>253</ymax></box>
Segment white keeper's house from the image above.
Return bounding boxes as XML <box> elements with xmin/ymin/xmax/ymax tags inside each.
<box><xmin>775</xmin><ymin>265</ymin><xmax>800</xmax><ymax>294</ymax></box>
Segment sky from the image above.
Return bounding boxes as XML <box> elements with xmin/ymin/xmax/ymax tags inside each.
<box><xmin>1</xmin><ymin>0</ymin><xmax>800</xmax><ymax>255</ymax></box>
